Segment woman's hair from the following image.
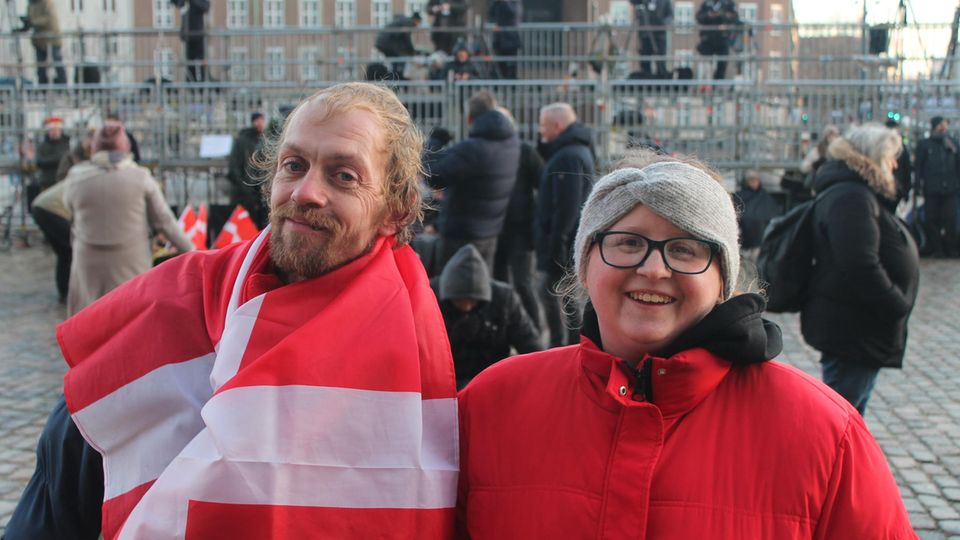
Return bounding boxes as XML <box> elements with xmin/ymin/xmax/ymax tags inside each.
<box><xmin>843</xmin><ymin>123</ymin><xmax>902</xmax><ymax>172</ymax></box>
<box><xmin>253</xmin><ymin>83</ymin><xmax>426</xmax><ymax>246</ymax></box>
<box><xmin>93</xmin><ymin>121</ymin><xmax>130</xmax><ymax>154</ymax></box>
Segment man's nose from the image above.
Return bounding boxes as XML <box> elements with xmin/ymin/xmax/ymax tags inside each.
<box><xmin>290</xmin><ymin>170</ymin><xmax>329</xmax><ymax>207</ymax></box>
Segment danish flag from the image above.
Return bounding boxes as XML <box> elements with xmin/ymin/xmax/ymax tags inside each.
<box><xmin>213</xmin><ymin>205</ymin><xmax>260</xmax><ymax>249</ymax></box>
<box><xmin>178</xmin><ymin>204</ymin><xmax>209</xmax><ymax>250</ymax></box>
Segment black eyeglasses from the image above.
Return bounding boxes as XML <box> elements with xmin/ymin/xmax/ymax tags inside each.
<box><xmin>593</xmin><ymin>231</ymin><xmax>719</xmax><ymax>275</ymax></box>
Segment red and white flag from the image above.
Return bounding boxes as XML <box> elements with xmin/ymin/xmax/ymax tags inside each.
<box><xmin>178</xmin><ymin>204</ymin><xmax>209</xmax><ymax>250</ymax></box>
<box><xmin>59</xmin><ymin>229</ymin><xmax>458</xmax><ymax>539</ymax></box>
<box><xmin>213</xmin><ymin>205</ymin><xmax>260</xmax><ymax>249</ymax></box>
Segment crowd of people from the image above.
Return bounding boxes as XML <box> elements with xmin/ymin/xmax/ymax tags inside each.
<box><xmin>3</xmin><ymin>76</ymin><xmax>940</xmax><ymax>537</ymax></box>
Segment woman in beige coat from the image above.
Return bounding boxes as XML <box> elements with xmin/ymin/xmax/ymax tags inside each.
<box><xmin>63</xmin><ymin>121</ymin><xmax>194</xmax><ymax>315</ymax></box>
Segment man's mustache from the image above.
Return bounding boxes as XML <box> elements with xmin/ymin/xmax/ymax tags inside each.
<box><xmin>272</xmin><ymin>203</ymin><xmax>342</xmax><ymax>233</ymax></box>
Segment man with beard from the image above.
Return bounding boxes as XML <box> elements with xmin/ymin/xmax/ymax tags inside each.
<box><xmin>5</xmin><ymin>83</ymin><xmax>458</xmax><ymax>540</ymax></box>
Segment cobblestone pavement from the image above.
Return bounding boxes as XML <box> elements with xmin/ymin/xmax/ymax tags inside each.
<box><xmin>1</xmin><ymin>243</ymin><xmax>959</xmax><ymax>537</ymax></box>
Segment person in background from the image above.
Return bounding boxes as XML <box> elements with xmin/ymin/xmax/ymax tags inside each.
<box><xmin>916</xmin><ymin>116</ymin><xmax>960</xmax><ymax>258</ymax></box>
<box><xmin>31</xmin><ymin>181</ymin><xmax>72</xmax><ymax>304</ymax></box>
<box><xmin>801</xmin><ymin>124</ymin><xmax>840</xmax><ymax>178</ymax></box>
<box><xmin>428</xmin><ymin>0</ymin><xmax>468</xmax><ymax>55</ymax></box>
<box><xmin>535</xmin><ymin>102</ymin><xmax>595</xmax><ymax>347</ymax></box>
<box><xmin>173</xmin><ymin>0</ymin><xmax>210</xmax><ymax>82</ymax></box>
<box><xmin>695</xmin><ymin>0</ymin><xmax>739</xmax><ymax>80</ymax></box>
<box><xmin>62</xmin><ymin>121</ymin><xmax>194</xmax><ymax>315</ymax></box>
<box><xmin>16</xmin><ymin>0</ymin><xmax>66</xmax><ymax>85</ymax></box>
<box><xmin>488</xmin><ymin>0</ymin><xmax>522</xmax><ymax>79</ymax></box>
<box><xmin>376</xmin><ymin>12</ymin><xmax>423</xmax><ymax>78</ymax></box>
<box><xmin>631</xmin><ymin>0</ymin><xmax>673</xmax><ymax>77</ymax></box>
<box><xmin>423</xmin><ymin>90</ymin><xmax>521</xmax><ymax>271</ymax></box>
<box><xmin>735</xmin><ymin>169</ymin><xmax>779</xmax><ymax>261</ymax></box>
<box><xmin>445</xmin><ymin>44</ymin><xmax>481</xmax><ymax>81</ymax></box>
<box><xmin>456</xmin><ymin>149</ymin><xmax>915</xmax><ymax>538</ymax></box>
<box><xmin>885</xmin><ymin>119</ymin><xmax>912</xmax><ymax>207</ymax></box>
<box><xmin>432</xmin><ymin>244</ymin><xmax>541</xmax><ymax>389</ymax></box>
<box><xmin>105</xmin><ymin>113</ymin><xmax>142</xmax><ymax>164</ymax></box>
<box><xmin>227</xmin><ymin>112</ymin><xmax>268</xmax><ymax>228</ymax></box>
<box><xmin>803</xmin><ymin>124</ymin><xmax>919</xmax><ymax>415</ymax></box>
<box><xmin>28</xmin><ymin>116</ymin><xmax>71</xmax><ymax>208</ymax></box>
<box><xmin>494</xmin><ymin>107</ymin><xmax>543</xmax><ymax>332</ymax></box>
<box><xmin>54</xmin><ymin>126</ymin><xmax>95</xmax><ymax>184</ymax></box>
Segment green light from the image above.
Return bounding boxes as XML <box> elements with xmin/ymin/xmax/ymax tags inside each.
<box><xmin>887</xmin><ymin>111</ymin><xmax>895</xmax><ymax>119</ymax></box>
<box><xmin>801</xmin><ymin>113</ymin><xmax>809</xmax><ymax>122</ymax></box>
<box><xmin>894</xmin><ymin>112</ymin><xmax>901</xmax><ymax>121</ymax></box>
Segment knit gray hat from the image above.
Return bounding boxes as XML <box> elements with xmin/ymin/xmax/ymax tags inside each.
<box><xmin>573</xmin><ymin>162</ymin><xmax>740</xmax><ymax>299</ymax></box>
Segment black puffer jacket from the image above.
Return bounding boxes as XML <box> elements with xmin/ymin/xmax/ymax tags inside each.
<box><xmin>424</xmin><ymin>110</ymin><xmax>521</xmax><ymax>240</ymax></box>
<box><xmin>801</xmin><ymin>138</ymin><xmax>920</xmax><ymax>369</ymax></box>
<box><xmin>499</xmin><ymin>141</ymin><xmax>543</xmax><ymax>250</ymax></box>
<box><xmin>431</xmin><ymin>245</ymin><xmax>542</xmax><ymax>386</ymax></box>
<box><xmin>36</xmin><ymin>134</ymin><xmax>71</xmax><ymax>190</ymax></box>
<box><xmin>535</xmin><ymin>122</ymin><xmax>595</xmax><ymax>274</ymax></box>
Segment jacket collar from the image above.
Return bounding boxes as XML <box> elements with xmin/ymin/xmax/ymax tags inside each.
<box><xmin>578</xmin><ymin>293</ymin><xmax>781</xmax><ymax>417</ymax></box>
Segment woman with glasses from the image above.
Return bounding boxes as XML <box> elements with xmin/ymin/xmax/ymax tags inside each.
<box><xmin>455</xmin><ymin>150</ymin><xmax>913</xmax><ymax>538</ymax></box>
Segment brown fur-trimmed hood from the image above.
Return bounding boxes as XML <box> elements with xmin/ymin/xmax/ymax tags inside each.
<box><xmin>822</xmin><ymin>137</ymin><xmax>897</xmax><ymax>200</ymax></box>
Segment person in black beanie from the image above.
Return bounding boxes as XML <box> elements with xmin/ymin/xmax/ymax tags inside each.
<box><xmin>916</xmin><ymin>116</ymin><xmax>960</xmax><ymax>257</ymax></box>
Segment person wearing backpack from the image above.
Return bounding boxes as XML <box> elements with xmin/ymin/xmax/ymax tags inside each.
<box><xmin>801</xmin><ymin>123</ymin><xmax>920</xmax><ymax>415</ymax></box>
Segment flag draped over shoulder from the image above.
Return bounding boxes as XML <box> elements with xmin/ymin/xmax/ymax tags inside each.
<box><xmin>58</xmin><ymin>228</ymin><xmax>459</xmax><ymax>539</ymax></box>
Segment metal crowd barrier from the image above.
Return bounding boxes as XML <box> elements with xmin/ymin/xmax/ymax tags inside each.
<box><xmin>1</xmin><ymin>77</ymin><xmax>959</xmax><ymax>209</ymax></box>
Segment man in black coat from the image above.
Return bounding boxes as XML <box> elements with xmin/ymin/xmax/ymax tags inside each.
<box><xmin>423</xmin><ymin>91</ymin><xmax>521</xmax><ymax>272</ymax></box>
<box><xmin>227</xmin><ymin>112</ymin><xmax>268</xmax><ymax>228</ymax></box>
<box><xmin>631</xmin><ymin>0</ymin><xmax>673</xmax><ymax>77</ymax></box>
<box><xmin>535</xmin><ymin>102</ymin><xmax>595</xmax><ymax>347</ymax></box>
<box><xmin>489</xmin><ymin>0</ymin><xmax>522</xmax><ymax>79</ymax></box>
<box><xmin>29</xmin><ymin>116</ymin><xmax>70</xmax><ymax>208</ymax></box>
<box><xmin>696</xmin><ymin>0</ymin><xmax>738</xmax><ymax>80</ymax></box>
<box><xmin>173</xmin><ymin>0</ymin><xmax>210</xmax><ymax>82</ymax></box>
<box><xmin>375</xmin><ymin>12</ymin><xmax>422</xmax><ymax>77</ymax></box>
<box><xmin>431</xmin><ymin>244</ymin><xmax>542</xmax><ymax>389</ymax></box>
<box><xmin>427</xmin><ymin>0</ymin><xmax>468</xmax><ymax>55</ymax></box>
<box><xmin>916</xmin><ymin>116</ymin><xmax>960</xmax><ymax>257</ymax></box>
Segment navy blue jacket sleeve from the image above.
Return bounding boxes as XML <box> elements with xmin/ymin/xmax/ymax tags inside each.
<box><xmin>3</xmin><ymin>396</ymin><xmax>103</xmax><ymax>540</ymax></box>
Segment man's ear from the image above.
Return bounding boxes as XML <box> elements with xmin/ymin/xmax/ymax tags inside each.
<box><xmin>378</xmin><ymin>221</ymin><xmax>399</xmax><ymax>237</ymax></box>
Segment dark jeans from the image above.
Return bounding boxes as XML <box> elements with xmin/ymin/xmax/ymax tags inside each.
<box><xmin>493</xmin><ymin>233</ymin><xmax>541</xmax><ymax>331</ymax></box>
<box><xmin>185</xmin><ymin>38</ymin><xmax>207</xmax><ymax>82</ymax></box>
<box><xmin>639</xmin><ymin>32</ymin><xmax>668</xmax><ymax>76</ymax></box>
<box><xmin>31</xmin><ymin>207</ymin><xmax>72</xmax><ymax>300</ymax></box>
<box><xmin>539</xmin><ymin>269</ymin><xmax>582</xmax><ymax>347</ymax></box>
<box><xmin>437</xmin><ymin>235</ymin><xmax>498</xmax><ymax>275</ymax></box>
<box><xmin>34</xmin><ymin>44</ymin><xmax>67</xmax><ymax>85</ymax></box>
<box><xmin>923</xmin><ymin>193</ymin><xmax>959</xmax><ymax>256</ymax></box>
<box><xmin>821</xmin><ymin>354</ymin><xmax>880</xmax><ymax>416</ymax></box>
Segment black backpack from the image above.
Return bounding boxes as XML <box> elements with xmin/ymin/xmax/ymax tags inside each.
<box><xmin>756</xmin><ymin>185</ymin><xmax>837</xmax><ymax>313</ymax></box>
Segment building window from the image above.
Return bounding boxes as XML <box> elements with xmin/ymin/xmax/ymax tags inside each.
<box><xmin>770</xmin><ymin>4</ymin><xmax>783</xmax><ymax>36</ymax></box>
<box><xmin>227</xmin><ymin>0</ymin><xmax>249</xmax><ymax>28</ymax></box>
<box><xmin>155</xmin><ymin>47</ymin><xmax>175</xmax><ymax>80</ymax></box>
<box><xmin>406</xmin><ymin>0</ymin><xmax>426</xmax><ymax>19</ymax></box>
<box><xmin>335</xmin><ymin>0</ymin><xmax>356</xmax><ymax>27</ymax></box>
<box><xmin>610</xmin><ymin>1</ymin><xmax>631</xmax><ymax>25</ymax></box>
<box><xmin>675</xmin><ymin>49</ymin><xmax>693</xmax><ymax>67</ymax></box>
<box><xmin>768</xmin><ymin>51</ymin><xmax>782</xmax><ymax>79</ymax></box>
<box><xmin>674</xmin><ymin>2</ymin><xmax>694</xmax><ymax>33</ymax></box>
<box><xmin>738</xmin><ymin>3</ymin><xmax>757</xmax><ymax>23</ymax></box>
<box><xmin>372</xmin><ymin>0</ymin><xmax>391</xmax><ymax>27</ymax></box>
<box><xmin>71</xmin><ymin>0</ymin><xmax>84</xmax><ymax>12</ymax></box>
<box><xmin>264</xmin><ymin>0</ymin><xmax>285</xmax><ymax>28</ymax></box>
<box><xmin>300</xmin><ymin>0</ymin><xmax>322</xmax><ymax>27</ymax></box>
<box><xmin>265</xmin><ymin>46</ymin><xmax>286</xmax><ymax>80</ymax></box>
<box><xmin>153</xmin><ymin>0</ymin><xmax>175</xmax><ymax>29</ymax></box>
<box><xmin>229</xmin><ymin>47</ymin><xmax>249</xmax><ymax>81</ymax></box>
<box><xmin>299</xmin><ymin>46</ymin><xmax>322</xmax><ymax>80</ymax></box>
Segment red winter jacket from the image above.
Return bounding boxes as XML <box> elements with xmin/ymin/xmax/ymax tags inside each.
<box><xmin>457</xmin><ymin>298</ymin><xmax>915</xmax><ymax>539</ymax></box>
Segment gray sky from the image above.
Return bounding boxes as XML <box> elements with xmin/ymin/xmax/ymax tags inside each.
<box><xmin>792</xmin><ymin>0</ymin><xmax>956</xmax><ymax>24</ymax></box>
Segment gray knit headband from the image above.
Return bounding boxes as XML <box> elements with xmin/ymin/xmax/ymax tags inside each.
<box><xmin>573</xmin><ymin>162</ymin><xmax>740</xmax><ymax>299</ymax></box>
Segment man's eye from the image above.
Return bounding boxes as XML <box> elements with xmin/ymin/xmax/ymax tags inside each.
<box><xmin>334</xmin><ymin>171</ymin><xmax>357</xmax><ymax>183</ymax></box>
<box><xmin>281</xmin><ymin>160</ymin><xmax>306</xmax><ymax>173</ymax></box>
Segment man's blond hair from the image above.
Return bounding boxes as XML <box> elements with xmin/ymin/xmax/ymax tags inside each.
<box><xmin>256</xmin><ymin>82</ymin><xmax>425</xmax><ymax>245</ymax></box>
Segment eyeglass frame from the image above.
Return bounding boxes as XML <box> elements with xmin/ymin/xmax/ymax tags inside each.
<box><xmin>591</xmin><ymin>230</ymin><xmax>720</xmax><ymax>275</ymax></box>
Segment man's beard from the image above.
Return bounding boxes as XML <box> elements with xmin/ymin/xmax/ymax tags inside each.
<box><xmin>268</xmin><ymin>202</ymin><xmax>377</xmax><ymax>281</ymax></box>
